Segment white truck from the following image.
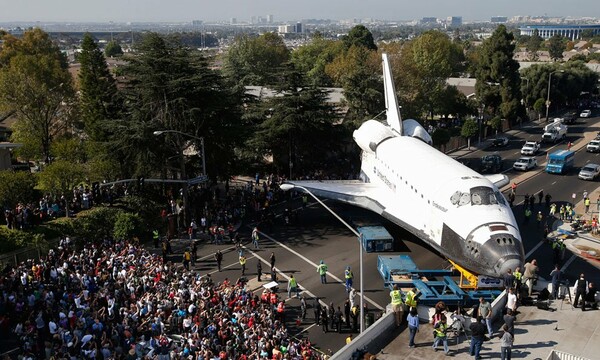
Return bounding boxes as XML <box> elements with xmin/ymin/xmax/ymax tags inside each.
<box><xmin>541</xmin><ymin>118</ymin><xmax>568</xmax><ymax>143</ymax></box>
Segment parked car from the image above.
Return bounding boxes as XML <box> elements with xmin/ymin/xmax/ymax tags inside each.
<box><xmin>520</xmin><ymin>141</ymin><xmax>540</xmax><ymax>156</ymax></box>
<box><xmin>578</xmin><ymin>163</ymin><xmax>600</xmax><ymax>180</ymax></box>
<box><xmin>580</xmin><ymin>109</ymin><xmax>592</xmax><ymax>118</ymax></box>
<box><xmin>513</xmin><ymin>157</ymin><xmax>537</xmax><ymax>171</ymax></box>
<box><xmin>587</xmin><ymin>140</ymin><xmax>600</xmax><ymax>153</ymax></box>
<box><xmin>492</xmin><ymin>136</ymin><xmax>509</xmax><ymax>147</ymax></box>
<box><xmin>479</xmin><ymin>154</ymin><xmax>503</xmax><ymax>174</ymax></box>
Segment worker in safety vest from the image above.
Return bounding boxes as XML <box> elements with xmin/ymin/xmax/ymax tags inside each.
<box><xmin>524</xmin><ymin>208</ymin><xmax>532</xmax><ymax>224</ymax></box>
<box><xmin>513</xmin><ymin>266</ymin><xmax>523</xmax><ymax>299</ymax></box>
<box><xmin>270</xmin><ymin>292</ymin><xmax>278</xmax><ymax>305</ymax></box>
<box><xmin>390</xmin><ymin>285</ymin><xmax>404</xmax><ymax>326</ymax></box>
<box><xmin>405</xmin><ymin>287</ymin><xmax>418</xmax><ymax>311</ymax></box>
<box><xmin>152</xmin><ymin>229</ymin><xmax>160</xmax><ymax>248</ymax></box>
<box><xmin>183</xmin><ymin>250</ymin><xmax>191</xmax><ymax>270</ymax></box>
<box><xmin>239</xmin><ymin>255</ymin><xmax>247</xmax><ymax>276</ymax></box>
<box><xmin>552</xmin><ymin>239</ymin><xmax>565</xmax><ymax>265</ymax></box>
<box><xmin>288</xmin><ymin>274</ymin><xmax>299</xmax><ymax>298</ymax></box>
<box><xmin>585</xmin><ymin>197</ymin><xmax>591</xmax><ymax>213</ymax></box>
<box><xmin>344</xmin><ymin>266</ymin><xmax>354</xmax><ymax>293</ymax></box>
<box><xmin>317</xmin><ymin>260</ymin><xmax>328</xmax><ymax>284</ymax></box>
<box><xmin>432</xmin><ymin>315</ymin><xmax>450</xmax><ymax>354</ymax></box>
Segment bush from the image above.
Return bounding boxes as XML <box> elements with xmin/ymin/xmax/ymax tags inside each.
<box><xmin>0</xmin><ymin>226</ymin><xmax>45</xmax><ymax>253</ymax></box>
<box><xmin>113</xmin><ymin>212</ymin><xmax>143</xmax><ymax>241</ymax></box>
<box><xmin>73</xmin><ymin>207</ymin><xmax>122</xmax><ymax>242</ymax></box>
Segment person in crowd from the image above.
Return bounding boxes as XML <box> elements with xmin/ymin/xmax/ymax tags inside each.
<box><xmin>500</xmin><ymin>324</ymin><xmax>514</xmax><ymax>360</ymax></box>
<box><xmin>477</xmin><ymin>297</ymin><xmax>493</xmax><ymax>339</ymax></box>
<box><xmin>469</xmin><ymin>315</ymin><xmax>487</xmax><ymax>360</ymax></box>
<box><xmin>407</xmin><ymin>308</ymin><xmax>419</xmax><ymax>348</ymax></box>
<box><xmin>432</xmin><ymin>315</ymin><xmax>450</xmax><ymax>355</ymax></box>
<box><xmin>574</xmin><ymin>273</ymin><xmax>589</xmax><ymax>311</ymax></box>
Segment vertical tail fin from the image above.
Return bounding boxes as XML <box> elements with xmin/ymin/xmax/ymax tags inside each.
<box><xmin>382</xmin><ymin>53</ymin><xmax>402</xmax><ymax>135</ymax></box>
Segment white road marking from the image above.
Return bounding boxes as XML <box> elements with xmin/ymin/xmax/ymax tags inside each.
<box><xmin>562</xmin><ymin>254</ymin><xmax>578</xmax><ymax>271</ymax></box>
<box><xmin>525</xmin><ymin>240</ymin><xmax>546</xmax><ymax>259</ymax></box>
<box><xmin>257</xmin><ymin>231</ymin><xmax>385</xmax><ymax>310</ymax></box>
<box><xmin>552</xmin><ymin>181</ymin><xmax>557</xmax><ymax>185</ymax></box>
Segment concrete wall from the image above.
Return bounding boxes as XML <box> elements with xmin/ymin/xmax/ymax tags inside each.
<box><xmin>546</xmin><ymin>349</ymin><xmax>591</xmax><ymax>360</ymax></box>
<box><xmin>330</xmin><ymin>310</ymin><xmax>396</xmax><ymax>360</ymax></box>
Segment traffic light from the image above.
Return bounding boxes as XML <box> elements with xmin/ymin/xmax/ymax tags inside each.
<box><xmin>92</xmin><ymin>182</ymin><xmax>100</xmax><ymax>198</ymax></box>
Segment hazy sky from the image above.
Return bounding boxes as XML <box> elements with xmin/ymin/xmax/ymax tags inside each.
<box><xmin>1</xmin><ymin>0</ymin><xmax>597</xmax><ymax>23</ymax></box>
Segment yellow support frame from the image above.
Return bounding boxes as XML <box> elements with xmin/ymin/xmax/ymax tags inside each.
<box><xmin>449</xmin><ymin>259</ymin><xmax>479</xmax><ymax>289</ymax></box>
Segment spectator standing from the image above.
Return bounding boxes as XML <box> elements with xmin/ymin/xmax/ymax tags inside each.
<box><xmin>317</xmin><ymin>260</ymin><xmax>328</xmax><ymax>284</ymax></box>
<box><xmin>349</xmin><ymin>288</ymin><xmax>357</xmax><ymax>308</ymax></box>
<box><xmin>270</xmin><ymin>252</ymin><xmax>276</xmax><ymax>269</ymax></box>
<box><xmin>251</xmin><ymin>227</ymin><xmax>260</xmax><ymax>249</ymax></box>
<box><xmin>344</xmin><ymin>299</ymin><xmax>351</xmax><ymax>328</ymax></box>
<box><xmin>478</xmin><ymin>297</ymin><xmax>493</xmax><ymax>338</ymax></box>
<box><xmin>504</xmin><ymin>269</ymin><xmax>515</xmax><ymax>291</ymax></box>
<box><xmin>500</xmin><ymin>324</ymin><xmax>514</xmax><ymax>360</ymax></box>
<box><xmin>523</xmin><ymin>259</ymin><xmax>539</xmax><ymax>297</ymax></box>
<box><xmin>550</xmin><ymin>265</ymin><xmax>562</xmax><ymax>299</ymax></box>
<box><xmin>214</xmin><ymin>250</ymin><xmax>223</xmax><ymax>272</ymax></box>
<box><xmin>407</xmin><ymin>308</ymin><xmax>419</xmax><ymax>348</ymax></box>
<box><xmin>506</xmin><ymin>288</ymin><xmax>517</xmax><ymax>314</ymax></box>
<box><xmin>257</xmin><ymin>260</ymin><xmax>262</xmax><ymax>281</ymax></box>
<box><xmin>314</xmin><ymin>298</ymin><xmax>322</xmax><ymax>325</ymax></box>
<box><xmin>574</xmin><ymin>273</ymin><xmax>589</xmax><ymax>310</ymax></box>
<box><xmin>503</xmin><ymin>309</ymin><xmax>515</xmax><ymax>337</ymax></box>
<box><xmin>469</xmin><ymin>316</ymin><xmax>487</xmax><ymax>359</ymax></box>
<box><xmin>321</xmin><ymin>306</ymin><xmax>329</xmax><ymax>333</ymax></box>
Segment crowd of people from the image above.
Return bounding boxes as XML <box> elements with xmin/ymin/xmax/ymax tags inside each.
<box><xmin>0</xmin><ymin>234</ymin><xmax>327</xmax><ymax>360</ymax></box>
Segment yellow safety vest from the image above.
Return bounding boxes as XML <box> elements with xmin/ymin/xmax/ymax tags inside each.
<box><xmin>390</xmin><ymin>290</ymin><xmax>402</xmax><ymax>305</ymax></box>
<box><xmin>435</xmin><ymin>322</ymin><xmax>448</xmax><ymax>337</ymax></box>
<box><xmin>345</xmin><ymin>270</ymin><xmax>353</xmax><ymax>279</ymax></box>
<box><xmin>406</xmin><ymin>290</ymin><xmax>417</xmax><ymax>307</ymax></box>
<box><xmin>239</xmin><ymin>257</ymin><xmax>246</xmax><ymax>265</ymax></box>
<box><xmin>184</xmin><ymin>252</ymin><xmax>191</xmax><ymax>261</ymax></box>
<box><xmin>289</xmin><ymin>277</ymin><xmax>297</xmax><ymax>288</ymax></box>
<box><xmin>514</xmin><ymin>271</ymin><xmax>522</xmax><ymax>282</ymax></box>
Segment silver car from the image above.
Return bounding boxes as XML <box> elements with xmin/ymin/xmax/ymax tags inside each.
<box><xmin>578</xmin><ymin>164</ymin><xmax>600</xmax><ymax>180</ymax></box>
<box><xmin>513</xmin><ymin>157</ymin><xmax>537</xmax><ymax>171</ymax></box>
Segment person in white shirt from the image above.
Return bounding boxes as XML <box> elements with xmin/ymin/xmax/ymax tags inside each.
<box><xmin>506</xmin><ymin>287</ymin><xmax>517</xmax><ymax>313</ymax></box>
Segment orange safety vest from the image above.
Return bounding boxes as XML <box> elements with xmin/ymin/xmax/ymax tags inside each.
<box><xmin>277</xmin><ymin>302</ymin><xmax>284</xmax><ymax>313</ymax></box>
<box><xmin>270</xmin><ymin>293</ymin><xmax>277</xmax><ymax>304</ymax></box>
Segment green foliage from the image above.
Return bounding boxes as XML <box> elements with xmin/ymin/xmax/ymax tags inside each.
<box><xmin>78</xmin><ymin>33</ymin><xmax>120</xmax><ymax>143</ymax></box>
<box><xmin>547</xmin><ymin>35</ymin><xmax>566</xmax><ymax>61</ymax></box>
<box><xmin>113</xmin><ymin>212</ymin><xmax>143</xmax><ymax>241</ymax></box>
<box><xmin>73</xmin><ymin>206</ymin><xmax>121</xmax><ymax>242</ymax></box>
<box><xmin>526</xmin><ymin>29</ymin><xmax>543</xmax><ymax>61</ymax></box>
<box><xmin>223</xmin><ymin>32</ymin><xmax>290</xmax><ymax>86</ymax></box>
<box><xmin>50</xmin><ymin>137</ymin><xmax>86</xmax><ymax>163</ymax></box>
<box><xmin>37</xmin><ymin>160</ymin><xmax>87</xmax><ymax>216</ymax></box>
<box><xmin>0</xmin><ymin>29</ymin><xmax>75</xmax><ymax>162</ymax></box>
<box><xmin>431</xmin><ymin>128</ymin><xmax>451</xmax><ymax>148</ymax></box>
<box><xmin>104</xmin><ymin>40</ymin><xmax>123</xmax><ymax>57</ymax></box>
<box><xmin>0</xmin><ymin>226</ymin><xmax>45</xmax><ymax>253</ymax></box>
<box><xmin>461</xmin><ymin>118</ymin><xmax>478</xmax><ymax>139</ymax></box>
<box><xmin>117</xmin><ymin>195</ymin><xmax>162</xmax><ymax>230</ymax></box>
<box><xmin>533</xmin><ymin>98</ymin><xmax>546</xmax><ymax>114</ymax></box>
<box><xmin>489</xmin><ymin>116</ymin><xmax>502</xmax><ymax>133</ymax></box>
<box><xmin>291</xmin><ymin>36</ymin><xmax>343</xmax><ymax>86</ymax></box>
<box><xmin>342</xmin><ymin>25</ymin><xmax>377</xmax><ymax>51</ymax></box>
<box><xmin>0</xmin><ymin>170</ymin><xmax>37</xmax><ymax>210</ymax></box>
<box><xmin>475</xmin><ymin>25</ymin><xmax>524</xmax><ymax>124</ymax></box>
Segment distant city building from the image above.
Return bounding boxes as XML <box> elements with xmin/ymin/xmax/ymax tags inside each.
<box><xmin>491</xmin><ymin>16</ymin><xmax>508</xmax><ymax>23</ymax></box>
<box><xmin>267</xmin><ymin>14</ymin><xmax>274</xmax><ymax>24</ymax></box>
<box><xmin>295</xmin><ymin>22</ymin><xmax>303</xmax><ymax>34</ymax></box>
<box><xmin>191</xmin><ymin>20</ymin><xmax>203</xmax><ymax>26</ymax></box>
<box><xmin>230</xmin><ymin>18</ymin><xmax>237</xmax><ymax>25</ymax></box>
<box><xmin>447</xmin><ymin>16</ymin><xmax>462</xmax><ymax>27</ymax></box>
<box><xmin>519</xmin><ymin>24</ymin><xmax>600</xmax><ymax>40</ymax></box>
<box><xmin>420</xmin><ymin>17</ymin><xmax>437</xmax><ymax>24</ymax></box>
<box><xmin>278</xmin><ymin>24</ymin><xmax>295</xmax><ymax>34</ymax></box>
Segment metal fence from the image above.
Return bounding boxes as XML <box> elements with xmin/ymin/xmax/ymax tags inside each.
<box><xmin>0</xmin><ymin>238</ymin><xmax>60</xmax><ymax>269</ymax></box>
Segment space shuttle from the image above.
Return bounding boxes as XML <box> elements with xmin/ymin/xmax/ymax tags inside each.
<box><xmin>284</xmin><ymin>54</ymin><xmax>524</xmax><ymax>278</ymax></box>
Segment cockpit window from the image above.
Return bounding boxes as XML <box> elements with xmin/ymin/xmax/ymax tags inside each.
<box><xmin>450</xmin><ymin>187</ymin><xmax>504</xmax><ymax>207</ymax></box>
<box><xmin>470</xmin><ymin>186</ymin><xmax>497</xmax><ymax>206</ymax></box>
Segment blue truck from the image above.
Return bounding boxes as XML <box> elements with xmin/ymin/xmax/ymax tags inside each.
<box><xmin>546</xmin><ymin>150</ymin><xmax>575</xmax><ymax>174</ymax></box>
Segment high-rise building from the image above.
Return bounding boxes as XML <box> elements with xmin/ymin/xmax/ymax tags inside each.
<box><xmin>295</xmin><ymin>22</ymin><xmax>303</xmax><ymax>34</ymax></box>
<box><xmin>267</xmin><ymin>14</ymin><xmax>274</xmax><ymax>24</ymax></box>
<box><xmin>278</xmin><ymin>24</ymin><xmax>295</xmax><ymax>34</ymax></box>
<box><xmin>230</xmin><ymin>18</ymin><xmax>237</xmax><ymax>25</ymax></box>
<box><xmin>420</xmin><ymin>17</ymin><xmax>437</xmax><ymax>24</ymax></box>
<box><xmin>447</xmin><ymin>16</ymin><xmax>462</xmax><ymax>27</ymax></box>
<box><xmin>491</xmin><ymin>16</ymin><xmax>508</xmax><ymax>23</ymax></box>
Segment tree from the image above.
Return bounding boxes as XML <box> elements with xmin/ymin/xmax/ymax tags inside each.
<box><xmin>78</xmin><ymin>33</ymin><xmax>120</xmax><ymax>143</ymax></box>
<box><xmin>526</xmin><ymin>29</ymin><xmax>543</xmax><ymax>61</ymax></box>
<box><xmin>461</xmin><ymin>118</ymin><xmax>478</xmax><ymax>150</ymax></box>
<box><xmin>0</xmin><ymin>170</ymin><xmax>37</xmax><ymax>210</ymax></box>
<box><xmin>113</xmin><ymin>212</ymin><xmax>143</xmax><ymax>241</ymax></box>
<box><xmin>37</xmin><ymin>160</ymin><xmax>87</xmax><ymax>217</ymax></box>
<box><xmin>246</xmin><ymin>63</ymin><xmax>339</xmax><ymax>176</ymax></box>
<box><xmin>342</xmin><ymin>25</ymin><xmax>377</xmax><ymax>51</ymax></box>
<box><xmin>104</xmin><ymin>40</ymin><xmax>123</xmax><ymax>57</ymax></box>
<box><xmin>291</xmin><ymin>35</ymin><xmax>344</xmax><ymax>86</ymax></box>
<box><xmin>0</xmin><ymin>29</ymin><xmax>75</xmax><ymax>163</ymax></box>
<box><xmin>431</xmin><ymin>128</ymin><xmax>451</xmax><ymax>152</ymax></box>
<box><xmin>475</xmin><ymin>25</ymin><xmax>524</xmax><ymax>125</ymax></box>
<box><xmin>533</xmin><ymin>98</ymin><xmax>545</xmax><ymax>120</ymax></box>
<box><xmin>547</xmin><ymin>35</ymin><xmax>566</xmax><ymax>61</ymax></box>
<box><xmin>489</xmin><ymin>116</ymin><xmax>502</xmax><ymax>134</ymax></box>
<box><xmin>223</xmin><ymin>33</ymin><xmax>290</xmax><ymax>87</ymax></box>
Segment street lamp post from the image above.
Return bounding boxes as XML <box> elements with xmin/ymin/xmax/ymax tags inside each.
<box><xmin>545</xmin><ymin>70</ymin><xmax>564</xmax><ymax>122</ymax></box>
<box><xmin>279</xmin><ymin>183</ymin><xmax>365</xmax><ymax>333</ymax></box>
<box><xmin>154</xmin><ymin>130</ymin><xmax>207</xmax><ymax>231</ymax></box>
<box><xmin>521</xmin><ymin>77</ymin><xmax>529</xmax><ymax>127</ymax></box>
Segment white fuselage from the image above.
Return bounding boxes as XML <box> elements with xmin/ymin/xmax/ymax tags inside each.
<box><xmin>358</xmin><ymin>134</ymin><xmax>523</xmax><ymax>277</ymax></box>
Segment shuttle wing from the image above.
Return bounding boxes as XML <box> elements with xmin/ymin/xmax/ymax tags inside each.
<box><xmin>286</xmin><ymin>180</ymin><xmax>387</xmax><ymax>215</ymax></box>
<box><xmin>483</xmin><ymin>174</ymin><xmax>510</xmax><ymax>189</ymax></box>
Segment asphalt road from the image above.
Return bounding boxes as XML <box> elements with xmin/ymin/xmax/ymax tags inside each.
<box><xmin>172</xmin><ymin>117</ymin><xmax>600</xmax><ymax>355</ymax></box>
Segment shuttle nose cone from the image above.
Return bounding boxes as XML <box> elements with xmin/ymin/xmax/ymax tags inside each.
<box><xmin>496</xmin><ymin>257</ymin><xmax>521</xmax><ymax>277</ymax></box>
